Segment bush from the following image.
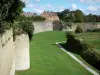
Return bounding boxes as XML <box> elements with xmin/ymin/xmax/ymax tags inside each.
<box><xmin>53</xmin><ymin>20</ymin><xmax>63</xmax><ymax>31</ymax></box>
<box><xmin>31</xmin><ymin>16</ymin><xmax>46</xmax><ymax>21</ymax></box>
<box><xmin>17</xmin><ymin>15</ymin><xmax>31</xmax><ymax>21</ymax></box>
<box><xmin>65</xmin><ymin>32</ymin><xmax>100</xmax><ymax>70</ymax></box>
<box><xmin>0</xmin><ymin>21</ymin><xmax>11</xmax><ymax>34</ymax></box>
<box><xmin>75</xmin><ymin>25</ymin><xmax>83</xmax><ymax>33</ymax></box>
<box><xmin>81</xmin><ymin>49</ymin><xmax>100</xmax><ymax>66</ymax></box>
<box><xmin>0</xmin><ymin>22</ymin><xmax>7</xmax><ymax>34</ymax></box>
<box><xmin>13</xmin><ymin>20</ymin><xmax>34</xmax><ymax>41</ymax></box>
<box><xmin>66</xmin><ymin>32</ymin><xmax>83</xmax><ymax>53</ymax></box>
<box><xmin>21</xmin><ymin>21</ymin><xmax>34</xmax><ymax>41</ymax></box>
<box><xmin>66</xmin><ymin>32</ymin><xmax>77</xmax><ymax>40</ymax></box>
<box><xmin>93</xmin><ymin>28</ymin><xmax>100</xmax><ymax>32</ymax></box>
<box><xmin>86</xmin><ymin>28</ymin><xmax>100</xmax><ymax>32</ymax></box>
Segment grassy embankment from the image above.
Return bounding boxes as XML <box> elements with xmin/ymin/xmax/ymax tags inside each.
<box><xmin>16</xmin><ymin>31</ymin><xmax>93</xmax><ymax>75</ymax></box>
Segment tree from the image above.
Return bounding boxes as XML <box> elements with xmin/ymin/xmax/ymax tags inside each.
<box><xmin>31</xmin><ymin>16</ymin><xmax>46</xmax><ymax>21</ymax></box>
<box><xmin>0</xmin><ymin>0</ymin><xmax>25</xmax><ymax>34</ymax></box>
<box><xmin>57</xmin><ymin>8</ymin><xmax>100</xmax><ymax>23</ymax></box>
<box><xmin>74</xmin><ymin>10</ymin><xmax>84</xmax><ymax>22</ymax></box>
<box><xmin>53</xmin><ymin>20</ymin><xmax>63</xmax><ymax>31</ymax></box>
<box><xmin>0</xmin><ymin>0</ymin><xmax>25</xmax><ymax>22</ymax></box>
<box><xmin>96</xmin><ymin>16</ymin><xmax>100</xmax><ymax>22</ymax></box>
<box><xmin>57</xmin><ymin>9</ymin><xmax>71</xmax><ymax>22</ymax></box>
<box><xmin>84</xmin><ymin>14</ymin><xmax>97</xmax><ymax>23</ymax></box>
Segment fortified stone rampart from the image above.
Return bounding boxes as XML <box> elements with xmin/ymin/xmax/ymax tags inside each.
<box><xmin>66</xmin><ymin>23</ymin><xmax>100</xmax><ymax>31</ymax></box>
<box><xmin>0</xmin><ymin>29</ymin><xmax>30</xmax><ymax>75</ymax></box>
<box><xmin>15</xmin><ymin>34</ymin><xmax>30</xmax><ymax>70</ymax></box>
<box><xmin>0</xmin><ymin>29</ymin><xmax>14</xmax><ymax>75</ymax></box>
<box><xmin>33</xmin><ymin>21</ymin><xmax>53</xmax><ymax>34</ymax></box>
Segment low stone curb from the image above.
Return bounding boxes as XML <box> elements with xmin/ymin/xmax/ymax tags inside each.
<box><xmin>55</xmin><ymin>41</ymin><xmax>99</xmax><ymax>75</ymax></box>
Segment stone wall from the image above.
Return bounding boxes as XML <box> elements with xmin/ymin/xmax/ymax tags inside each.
<box><xmin>15</xmin><ymin>34</ymin><xmax>30</xmax><ymax>70</ymax></box>
<box><xmin>33</xmin><ymin>22</ymin><xmax>100</xmax><ymax>33</ymax></box>
<box><xmin>0</xmin><ymin>29</ymin><xmax>30</xmax><ymax>75</ymax></box>
<box><xmin>0</xmin><ymin>29</ymin><xmax>15</xmax><ymax>75</ymax></box>
<box><xmin>33</xmin><ymin>22</ymin><xmax>53</xmax><ymax>33</ymax></box>
<box><xmin>66</xmin><ymin>23</ymin><xmax>100</xmax><ymax>31</ymax></box>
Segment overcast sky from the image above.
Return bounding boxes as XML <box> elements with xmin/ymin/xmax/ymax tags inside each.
<box><xmin>22</xmin><ymin>0</ymin><xmax>100</xmax><ymax>15</ymax></box>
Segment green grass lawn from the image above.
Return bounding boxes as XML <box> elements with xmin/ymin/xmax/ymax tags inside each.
<box><xmin>15</xmin><ymin>31</ymin><xmax>93</xmax><ymax>75</ymax></box>
<box><xmin>77</xmin><ymin>32</ymin><xmax>100</xmax><ymax>54</ymax></box>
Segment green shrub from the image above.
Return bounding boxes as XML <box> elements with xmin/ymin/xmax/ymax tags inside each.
<box><xmin>81</xmin><ymin>46</ymin><xmax>100</xmax><ymax>70</ymax></box>
<box><xmin>93</xmin><ymin>28</ymin><xmax>100</xmax><ymax>32</ymax></box>
<box><xmin>21</xmin><ymin>21</ymin><xmax>34</xmax><ymax>41</ymax></box>
<box><xmin>75</xmin><ymin>25</ymin><xmax>83</xmax><ymax>33</ymax></box>
<box><xmin>66</xmin><ymin>32</ymin><xmax>77</xmax><ymax>40</ymax></box>
<box><xmin>66</xmin><ymin>32</ymin><xmax>83</xmax><ymax>53</ymax></box>
<box><xmin>31</xmin><ymin>16</ymin><xmax>46</xmax><ymax>21</ymax></box>
<box><xmin>13</xmin><ymin>20</ymin><xmax>34</xmax><ymax>41</ymax></box>
<box><xmin>81</xmin><ymin>49</ymin><xmax>100</xmax><ymax>65</ymax></box>
<box><xmin>65</xmin><ymin>32</ymin><xmax>100</xmax><ymax>70</ymax></box>
<box><xmin>0</xmin><ymin>22</ymin><xmax>7</xmax><ymax>34</ymax></box>
<box><xmin>0</xmin><ymin>21</ymin><xmax>11</xmax><ymax>34</ymax></box>
<box><xmin>86</xmin><ymin>28</ymin><xmax>100</xmax><ymax>32</ymax></box>
<box><xmin>53</xmin><ymin>20</ymin><xmax>63</xmax><ymax>31</ymax></box>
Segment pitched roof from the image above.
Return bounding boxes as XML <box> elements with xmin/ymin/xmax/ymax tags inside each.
<box><xmin>42</xmin><ymin>11</ymin><xmax>58</xmax><ymax>17</ymax></box>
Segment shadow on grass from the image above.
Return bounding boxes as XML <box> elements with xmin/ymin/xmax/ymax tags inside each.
<box><xmin>59</xmin><ymin>43</ymin><xmax>100</xmax><ymax>71</ymax></box>
<box><xmin>59</xmin><ymin>43</ymin><xmax>81</xmax><ymax>55</ymax></box>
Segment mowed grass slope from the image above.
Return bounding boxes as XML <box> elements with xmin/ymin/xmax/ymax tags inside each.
<box><xmin>16</xmin><ymin>31</ymin><xmax>92</xmax><ymax>75</ymax></box>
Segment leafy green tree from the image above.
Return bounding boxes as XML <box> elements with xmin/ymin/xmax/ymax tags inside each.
<box><xmin>66</xmin><ymin>11</ymin><xmax>76</xmax><ymax>22</ymax></box>
<box><xmin>31</xmin><ymin>16</ymin><xmax>46</xmax><ymax>21</ymax></box>
<box><xmin>74</xmin><ymin>10</ymin><xmax>84</xmax><ymax>22</ymax></box>
<box><xmin>57</xmin><ymin>9</ymin><xmax>76</xmax><ymax>22</ymax></box>
<box><xmin>0</xmin><ymin>0</ymin><xmax>25</xmax><ymax>22</ymax></box>
<box><xmin>0</xmin><ymin>0</ymin><xmax>25</xmax><ymax>34</ymax></box>
<box><xmin>84</xmin><ymin>14</ymin><xmax>96</xmax><ymax>23</ymax></box>
<box><xmin>57</xmin><ymin>9</ymin><xmax>70</xmax><ymax>22</ymax></box>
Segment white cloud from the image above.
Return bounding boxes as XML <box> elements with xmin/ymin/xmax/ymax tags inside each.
<box><xmin>35</xmin><ymin>9</ymin><xmax>44</xmax><ymax>13</ymax></box>
<box><xmin>34</xmin><ymin>0</ymin><xmax>40</xmax><ymax>3</ymax></box>
<box><xmin>47</xmin><ymin>4</ymin><xmax>52</xmax><ymax>8</ymax></box>
<box><xmin>59</xmin><ymin>6</ymin><xmax>65</xmax><ymax>11</ymax></box>
<box><xmin>86</xmin><ymin>6</ymin><xmax>100</xmax><ymax>15</ymax></box>
<box><xmin>72</xmin><ymin>4</ymin><xmax>77</xmax><ymax>10</ymax></box>
<box><xmin>24</xmin><ymin>2</ymin><xmax>44</xmax><ymax>14</ymax></box>
<box><xmin>21</xmin><ymin>0</ymin><xmax>30</xmax><ymax>4</ymax></box>
<box><xmin>80</xmin><ymin>0</ymin><xmax>100</xmax><ymax>4</ymax></box>
<box><xmin>31</xmin><ymin>8</ymin><xmax>44</xmax><ymax>14</ymax></box>
<box><xmin>87</xmin><ymin>6</ymin><xmax>98</xmax><ymax>11</ymax></box>
<box><xmin>26</xmin><ymin>3</ymin><xmax>36</xmax><ymax>8</ymax></box>
<box><xmin>80</xmin><ymin>0</ymin><xmax>85</xmax><ymax>2</ymax></box>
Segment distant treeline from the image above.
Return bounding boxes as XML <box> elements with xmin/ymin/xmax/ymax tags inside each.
<box><xmin>57</xmin><ymin>9</ymin><xmax>100</xmax><ymax>23</ymax></box>
<box><xmin>18</xmin><ymin>15</ymin><xmax>46</xmax><ymax>22</ymax></box>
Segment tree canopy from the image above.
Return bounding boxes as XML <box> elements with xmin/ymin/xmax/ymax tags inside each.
<box><xmin>0</xmin><ymin>0</ymin><xmax>25</xmax><ymax>34</ymax></box>
<box><xmin>0</xmin><ymin>0</ymin><xmax>25</xmax><ymax>22</ymax></box>
<box><xmin>57</xmin><ymin>9</ymin><xmax>100</xmax><ymax>23</ymax></box>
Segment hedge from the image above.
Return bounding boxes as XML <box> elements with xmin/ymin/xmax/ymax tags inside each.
<box><xmin>13</xmin><ymin>20</ymin><xmax>34</xmax><ymax>41</ymax></box>
<box><xmin>65</xmin><ymin>32</ymin><xmax>100</xmax><ymax>70</ymax></box>
<box><xmin>53</xmin><ymin>20</ymin><xmax>63</xmax><ymax>31</ymax></box>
